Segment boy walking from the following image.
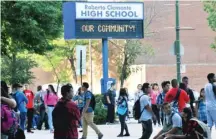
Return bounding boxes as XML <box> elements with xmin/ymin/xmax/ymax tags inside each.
<box><xmin>81</xmin><ymin>82</ymin><xmax>103</xmax><ymax>139</ymax></box>
<box><xmin>53</xmin><ymin>84</ymin><xmax>80</xmax><ymax>139</ymax></box>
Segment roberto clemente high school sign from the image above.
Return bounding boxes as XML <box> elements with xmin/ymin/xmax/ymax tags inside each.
<box><xmin>63</xmin><ymin>2</ymin><xmax>144</xmax><ymax>39</ymax></box>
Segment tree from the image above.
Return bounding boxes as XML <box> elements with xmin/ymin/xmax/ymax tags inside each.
<box><xmin>109</xmin><ymin>2</ymin><xmax>157</xmax><ymax>87</ymax></box>
<box><xmin>1</xmin><ymin>56</ymin><xmax>38</xmax><ymax>84</ymax></box>
<box><xmin>110</xmin><ymin>40</ymin><xmax>154</xmax><ymax>87</ymax></box>
<box><xmin>34</xmin><ymin>39</ymin><xmax>92</xmax><ymax>84</ymax></box>
<box><xmin>204</xmin><ymin>1</ymin><xmax>216</xmax><ymax>50</ymax></box>
<box><xmin>1</xmin><ymin>1</ymin><xmax>63</xmax><ymax>84</ymax></box>
<box><xmin>1</xmin><ymin>1</ymin><xmax>63</xmax><ymax>56</ymax></box>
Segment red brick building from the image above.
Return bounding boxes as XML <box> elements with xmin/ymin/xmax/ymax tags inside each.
<box><xmin>135</xmin><ymin>1</ymin><xmax>216</xmax><ymax>91</ymax></box>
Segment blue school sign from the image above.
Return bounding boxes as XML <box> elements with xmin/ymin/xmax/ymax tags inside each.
<box><xmin>63</xmin><ymin>2</ymin><xmax>144</xmax><ymax>93</ymax></box>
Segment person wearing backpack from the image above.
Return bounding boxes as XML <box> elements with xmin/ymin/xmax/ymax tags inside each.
<box><xmin>116</xmin><ymin>88</ymin><xmax>130</xmax><ymax>137</ymax></box>
<box><xmin>105</xmin><ymin>82</ymin><xmax>116</xmax><ymax>124</ymax></box>
<box><xmin>11</xmin><ymin>83</ymin><xmax>28</xmax><ymax>131</ymax></box>
<box><xmin>1</xmin><ymin>81</ymin><xmax>18</xmax><ymax>139</ymax></box>
<box><xmin>164</xmin><ymin>107</ymin><xmax>211</xmax><ymax>139</ymax></box>
<box><xmin>80</xmin><ymin>82</ymin><xmax>103</xmax><ymax>139</ymax></box>
<box><xmin>204</xmin><ymin>73</ymin><xmax>216</xmax><ymax>130</ymax></box>
<box><xmin>52</xmin><ymin>84</ymin><xmax>80</xmax><ymax>139</ymax></box>
<box><xmin>138</xmin><ymin>83</ymin><xmax>156</xmax><ymax>139</ymax></box>
<box><xmin>34</xmin><ymin>85</ymin><xmax>49</xmax><ymax>130</ymax></box>
<box><xmin>164</xmin><ymin>79</ymin><xmax>189</xmax><ymax>113</ymax></box>
<box><xmin>153</xmin><ymin>103</ymin><xmax>182</xmax><ymax>139</ymax></box>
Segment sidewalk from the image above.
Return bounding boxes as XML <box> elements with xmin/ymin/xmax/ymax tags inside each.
<box><xmin>26</xmin><ymin>123</ymin><xmax>216</xmax><ymax>139</ymax></box>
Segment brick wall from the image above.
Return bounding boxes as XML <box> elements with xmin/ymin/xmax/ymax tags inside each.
<box><xmin>146</xmin><ymin>64</ymin><xmax>216</xmax><ymax>92</ymax></box>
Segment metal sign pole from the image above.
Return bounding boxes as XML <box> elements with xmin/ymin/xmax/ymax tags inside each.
<box><xmin>102</xmin><ymin>38</ymin><xmax>109</xmax><ymax>94</ymax></box>
<box><xmin>80</xmin><ymin>50</ymin><xmax>83</xmax><ymax>85</ymax></box>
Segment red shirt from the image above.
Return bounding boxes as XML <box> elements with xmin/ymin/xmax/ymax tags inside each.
<box><xmin>53</xmin><ymin>99</ymin><xmax>80</xmax><ymax>139</ymax></box>
<box><xmin>164</xmin><ymin>88</ymin><xmax>189</xmax><ymax>112</ymax></box>
<box><xmin>24</xmin><ymin>90</ymin><xmax>34</xmax><ymax>109</ymax></box>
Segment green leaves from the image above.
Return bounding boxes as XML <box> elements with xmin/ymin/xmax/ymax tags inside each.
<box><xmin>1</xmin><ymin>1</ymin><xmax>63</xmax><ymax>55</ymax></box>
<box><xmin>204</xmin><ymin>1</ymin><xmax>216</xmax><ymax>31</ymax></box>
<box><xmin>1</xmin><ymin>56</ymin><xmax>38</xmax><ymax>85</ymax></box>
<box><xmin>204</xmin><ymin>1</ymin><xmax>216</xmax><ymax>51</ymax></box>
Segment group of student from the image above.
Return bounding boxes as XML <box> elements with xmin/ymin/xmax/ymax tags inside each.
<box><xmin>1</xmin><ymin>81</ymin><xmax>104</xmax><ymax>139</ymax></box>
<box><xmin>1</xmin><ymin>72</ymin><xmax>216</xmax><ymax>139</ymax></box>
<box><xmin>131</xmin><ymin>73</ymin><xmax>216</xmax><ymax>139</ymax></box>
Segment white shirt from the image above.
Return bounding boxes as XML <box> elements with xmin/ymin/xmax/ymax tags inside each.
<box><xmin>204</xmin><ymin>83</ymin><xmax>216</xmax><ymax>110</ymax></box>
<box><xmin>139</xmin><ymin>94</ymin><xmax>152</xmax><ymax>121</ymax></box>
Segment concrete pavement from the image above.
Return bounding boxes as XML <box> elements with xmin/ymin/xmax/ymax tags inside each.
<box><xmin>26</xmin><ymin>122</ymin><xmax>216</xmax><ymax>139</ymax></box>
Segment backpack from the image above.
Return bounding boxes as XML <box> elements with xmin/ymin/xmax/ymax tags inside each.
<box><xmin>212</xmin><ymin>83</ymin><xmax>216</xmax><ymax>99</ymax></box>
<box><xmin>133</xmin><ymin>94</ymin><xmax>145</xmax><ymax>120</ymax></box>
<box><xmin>52</xmin><ymin>101</ymin><xmax>70</xmax><ymax>131</ymax></box>
<box><xmin>117</xmin><ymin>97</ymin><xmax>128</xmax><ymax>115</ymax></box>
<box><xmin>84</xmin><ymin>91</ymin><xmax>96</xmax><ymax>110</ymax></box>
<box><xmin>190</xmin><ymin>118</ymin><xmax>211</xmax><ymax>139</ymax></box>
<box><xmin>89</xmin><ymin>92</ymin><xmax>96</xmax><ymax>110</ymax></box>
<box><xmin>170</xmin><ymin>88</ymin><xmax>181</xmax><ymax>112</ymax></box>
<box><xmin>1</xmin><ymin>104</ymin><xmax>18</xmax><ymax>137</ymax></box>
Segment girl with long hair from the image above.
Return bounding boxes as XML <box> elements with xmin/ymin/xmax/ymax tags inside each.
<box><xmin>150</xmin><ymin>83</ymin><xmax>161</xmax><ymax>126</ymax></box>
<box><xmin>196</xmin><ymin>88</ymin><xmax>207</xmax><ymax>124</ymax></box>
<box><xmin>116</xmin><ymin>88</ymin><xmax>130</xmax><ymax>137</ymax></box>
<box><xmin>44</xmin><ymin>85</ymin><xmax>58</xmax><ymax>133</ymax></box>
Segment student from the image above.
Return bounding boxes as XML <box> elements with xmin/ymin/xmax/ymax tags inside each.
<box><xmin>1</xmin><ymin>81</ymin><xmax>17</xmax><ymax>139</ymax></box>
<box><xmin>153</xmin><ymin>103</ymin><xmax>182</xmax><ymax>139</ymax></box>
<box><xmin>35</xmin><ymin>85</ymin><xmax>49</xmax><ymax>130</ymax></box>
<box><xmin>204</xmin><ymin>73</ymin><xmax>216</xmax><ymax>129</ymax></box>
<box><xmin>150</xmin><ymin>83</ymin><xmax>160</xmax><ymax>126</ymax></box>
<box><xmin>134</xmin><ymin>84</ymin><xmax>143</xmax><ymax>102</ymax></box>
<box><xmin>157</xmin><ymin>81</ymin><xmax>171</xmax><ymax>125</ymax></box>
<box><xmin>73</xmin><ymin>87</ymin><xmax>84</xmax><ymax>132</ymax></box>
<box><xmin>182</xmin><ymin>77</ymin><xmax>196</xmax><ymax>116</ymax></box>
<box><xmin>139</xmin><ymin>83</ymin><xmax>156</xmax><ymax>139</ymax></box>
<box><xmin>165</xmin><ymin>79</ymin><xmax>189</xmax><ymax>113</ymax></box>
<box><xmin>105</xmin><ymin>83</ymin><xmax>116</xmax><ymax>124</ymax></box>
<box><xmin>53</xmin><ymin>84</ymin><xmax>80</xmax><ymax>139</ymax></box>
<box><xmin>164</xmin><ymin>108</ymin><xmax>210</xmax><ymax>139</ymax></box>
<box><xmin>44</xmin><ymin>85</ymin><xmax>58</xmax><ymax>133</ymax></box>
<box><xmin>81</xmin><ymin>82</ymin><xmax>103</xmax><ymax>139</ymax></box>
<box><xmin>1</xmin><ymin>81</ymin><xmax>17</xmax><ymax>109</ymax></box>
<box><xmin>23</xmin><ymin>84</ymin><xmax>34</xmax><ymax>133</ymax></box>
<box><xmin>11</xmin><ymin>83</ymin><xmax>28</xmax><ymax>131</ymax></box>
<box><xmin>116</xmin><ymin>88</ymin><xmax>130</xmax><ymax>137</ymax></box>
<box><xmin>196</xmin><ymin>88</ymin><xmax>207</xmax><ymax>124</ymax></box>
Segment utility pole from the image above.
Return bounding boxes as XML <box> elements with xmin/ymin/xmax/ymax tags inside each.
<box><xmin>175</xmin><ymin>0</ymin><xmax>181</xmax><ymax>83</ymax></box>
<box><xmin>89</xmin><ymin>39</ymin><xmax>93</xmax><ymax>92</ymax></box>
<box><xmin>165</xmin><ymin>1</ymin><xmax>194</xmax><ymax>83</ymax></box>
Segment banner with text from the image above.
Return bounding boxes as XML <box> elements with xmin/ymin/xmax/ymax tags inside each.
<box><xmin>75</xmin><ymin>2</ymin><xmax>144</xmax><ymax>20</ymax></box>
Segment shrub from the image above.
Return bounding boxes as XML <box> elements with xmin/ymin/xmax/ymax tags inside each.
<box><xmin>93</xmin><ymin>94</ymin><xmax>107</xmax><ymax>125</ymax></box>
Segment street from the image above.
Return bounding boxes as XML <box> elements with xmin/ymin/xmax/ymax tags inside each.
<box><xmin>26</xmin><ymin>122</ymin><xmax>216</xmax><ymax>139</ymax></box>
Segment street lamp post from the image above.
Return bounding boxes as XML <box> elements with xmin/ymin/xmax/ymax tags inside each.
<box><xmin>175</xmin><ymin>0</ymin><xmax>181</xmax><ymax>83</ymax></box>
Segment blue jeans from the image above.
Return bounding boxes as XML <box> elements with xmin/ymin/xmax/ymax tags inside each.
<box><xmin>32</xmin><ymin>114</ymin><xmax>40</xmax><ymax>128</ymax></box>
<box><xmin>207</xmin><ymin>110</ymin><xmax>216</xmax><ymax>128</ymax></box>
<box><xmin>47</xmin><ymin>106</ymin><xmax>54</xmax><ymax>130</ymax></box>
<box><xmin>20</xmin><ymin>112</ymin><xmax>27</xmax><ymax>131</ymax></box>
